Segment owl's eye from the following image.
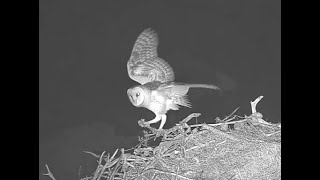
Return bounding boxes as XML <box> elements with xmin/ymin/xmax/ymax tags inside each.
<box><xmin>136</xmin><ymin>92</ymin><xmax>140</xmax><ymax>97</ymax></box>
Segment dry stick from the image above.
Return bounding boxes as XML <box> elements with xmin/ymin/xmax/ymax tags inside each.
<box><xmin>250</xmin><ymin>96</ymin><xmax>264</xmax><ymax>113</ymax></box>
<box><xmin>80</xmin><ymin>176</ymin><xmax>92</xmax><ymax>180</ymax></box>
<box><xmin>107</xmin><ymin>149</ymin><xmax>121</xmax><ymax>180</ymax></box>
<box><xmin>83</xmin><ymin>151</ymin><xmax>101</xmax><ymax>158</ymax></box>
<box><xmin>43</xmin><ymin>164</ymin><xmax>56</xmax><ymax>180</ymax></box>
<box><xmin>250</xmin><ymin>96</ymin><xmax>280</xmax><ymax>127</ymax></box>
<box><xmin>179</xmin><ymin>113</ymin><xmax>201</xmax><ymax>124</ymax></box>
<box><xmin>190</xmin><ymin>117</ymin><xmax>247</xmax><ymax>128</ymax></box>
<box><xmin>92</xmin><ymin>151</ymin><xmax>106</xmax><ymax>180</ymax></box>
<box><xmin>78</xmin><ymin>165</ymin><xmax>82</xmax><ymax>179</ymax></box>
<box><xmin>216</xmin><ymin>107</ymin><xmax>240</xmax><ymax>122</ymax></box>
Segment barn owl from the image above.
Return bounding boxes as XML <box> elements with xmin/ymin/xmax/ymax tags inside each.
<box><xmin>127</xmin><ymin>28</ymin><xmax>220</xmax><ymax>130</ymax></box>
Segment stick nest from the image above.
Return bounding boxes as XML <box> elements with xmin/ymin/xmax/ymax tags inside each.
<box><xmin>44</xmin><ymin>96</ymin><xmax>281</xmax><ymax>180</ymax></box>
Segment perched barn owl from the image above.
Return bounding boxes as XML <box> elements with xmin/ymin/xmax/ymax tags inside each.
<box><xmin>127</xmin><ymin>28</ymin><xmax>220</xmax><ymax>130</ymax></box>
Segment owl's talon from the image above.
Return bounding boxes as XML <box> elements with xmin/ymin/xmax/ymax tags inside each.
<box><xmin>138</xmin><ymin>119</ymin><xmax>148</xmax><ymax>127</ymax></box>
<box><xmin>155</xmin><ymin>129</ymin><xmax>165</xmax><ymax>137</ymax></box>
<box><xmin>139</xmin><ymin>119</ymin><xmax>145</xmax><ymax>122</ymax></box>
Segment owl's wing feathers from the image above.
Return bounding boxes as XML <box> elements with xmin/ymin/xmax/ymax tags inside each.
<box><xmin>145</xmin><ymin>57</ymin><xmax>175</xmax><ymax>82</ymax></box>
<box><xmin>173</xmin><ymin>95</ymin><xmax>192</xmax><ymax>108</ymax></box>
<box><xmin>130</xmin><ymin>28</ymin><xmax>159</xmax><ymax>63</ymax></box>
<box><xmin>158</xmin><ymin>83</ymin><xmax>220</xmax><ymax>108</ymax></box>
<box><xmin>158</xmin><ymin>83</ymin><xmax>192</xmax><ymax>108</ymax></box>
<box><xmin>127</xmin><ymin>29</ymin><xmax>175</xmax><ymax>85</ymax></box>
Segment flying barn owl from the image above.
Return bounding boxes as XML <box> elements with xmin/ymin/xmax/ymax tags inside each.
<box><xmin>127</xmin><ymin>28</ymin><xmax>220</xmax><ymax>130</ymax></box>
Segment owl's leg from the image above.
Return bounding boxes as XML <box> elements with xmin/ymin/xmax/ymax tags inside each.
<box><xmin>158</xmin><ymin>114</ymin><xmax>167</xmax><ymax>130</ymax></box>
<box><xmin>144</xmin><ymin>114</ymin><xmax>161</xmax><ymax>125</ymax></box>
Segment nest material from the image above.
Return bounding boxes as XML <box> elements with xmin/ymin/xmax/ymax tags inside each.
<box><xmin>79</xmin><ymin>96</ymin><xmax>280</xmax><ymax>180</ymax></box>
<box><xmin>43</xmin><ymin>96</ymin><xmax>281</xmax><ymax>180</ymax></box>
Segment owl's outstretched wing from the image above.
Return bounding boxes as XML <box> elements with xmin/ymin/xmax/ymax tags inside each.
<box><xmin>157</xmin><ymin>82</ymin><xmax>220</xmax><ymax>109</ymax></box>
<box><xmin>157</xmin><ymin>82</ymin><xmax>192</xmax><ymax>109</ymax></box>
<box><xmin>127</xmin><ymin>28</ymin><xmax>175</xmax><ymax>85</ymax></box>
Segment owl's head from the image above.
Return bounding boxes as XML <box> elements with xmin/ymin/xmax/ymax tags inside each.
<box><xmin>127</xmin><ymin>86</ymin><xmax>145</xmax><ymax>107</ymax></box>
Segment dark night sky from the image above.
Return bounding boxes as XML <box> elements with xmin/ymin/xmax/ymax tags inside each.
<box><xmin>39</xmin><ymin>0</ymin><xmax>280</xmax><ymax>179</ymax></box>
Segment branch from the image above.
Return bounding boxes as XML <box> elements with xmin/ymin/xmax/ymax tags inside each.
<box><xmin>42</xmin><ymin>164</ymin><xmax>56</xmax><ymax>180</ymax></box>
<box><xmin>250</xmin><ymin>96</ymin><xmax>264</xmax><ymax>114</ymax></box>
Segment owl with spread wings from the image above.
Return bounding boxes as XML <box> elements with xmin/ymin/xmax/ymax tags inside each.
<box><xmin>127</xmin><ymin>28</ymin><xmax>220</xmax><ymax>130</ymax></box>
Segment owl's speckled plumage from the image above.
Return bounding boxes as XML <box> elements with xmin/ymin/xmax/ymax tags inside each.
<box><xmin>127</xmin><ymin>29</ymin><xmax>220</xmax><ymax>130</ymax></box>
<box><xmin>127</xmin><ymin>28</ymin><xmax>174</xmax><ymax>85</ymax></box>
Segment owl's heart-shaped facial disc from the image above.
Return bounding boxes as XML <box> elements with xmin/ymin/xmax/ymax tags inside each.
<box><xmin>127</xmin><ymin>87</ymin><xmax>145</xmax><ymax>106</ymax></box>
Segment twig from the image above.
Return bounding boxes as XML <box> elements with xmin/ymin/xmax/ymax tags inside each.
<box><xmin>83</xmin><ymin>151</ymin><xmax>101</xmax><ymax>158</ymax></box>
<box><xmin>43</xmin><ymin>164</ymin><xmax>56</xmax><ymax>180</ymax></box>
<box><xmin>92</xmin><ymin>151</ymin><xmax>106</xmax><ymax>180</ymax></box>
<box><xmin>78</xmin><ymin>165</ymin><xmax>82</xmax><ymax>179</ymax></box>
<box><xmin>248</xmin><ymin>96</ymin><xmax>281</xmax><ymax>127</ymax></box>
<box><xmin>179</xmin><ymin>113</ymin><xmax>201</xmax><ymax>124</ymax></box>
<box><xmin>190</xmin><ymin>116</ymin><xmax>246</xmax><ymax>128</ymax></box>
<box><xmin>250</xmin><ymin>96</ymin><xmax>263</xmax><ymax>114</ymax></box>
<box><xmin>216</xmin><ymin>107</ymin><xmax>240</xmax><ymax>123</ymax></box>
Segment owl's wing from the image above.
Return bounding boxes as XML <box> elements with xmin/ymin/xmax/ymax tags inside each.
<box><xmin>127</xmin><ymin>28</ymin><xmax>175</xmax><ymax>85</ymax></box>
<box><xmin>158</xmin><ymin>83</ymin><xmax>190</xmax><ymax>96</ymax></box>
<box><xmin>158</xmin><ymin>83</ymin><xmax>192</xmax><ymax>108</ymax></box>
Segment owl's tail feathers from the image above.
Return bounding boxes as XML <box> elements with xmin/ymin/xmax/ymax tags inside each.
<box><xmin>187</xmin><ymin>84</ymin><xmax>221</xmax><ymax>91</ymax></box>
